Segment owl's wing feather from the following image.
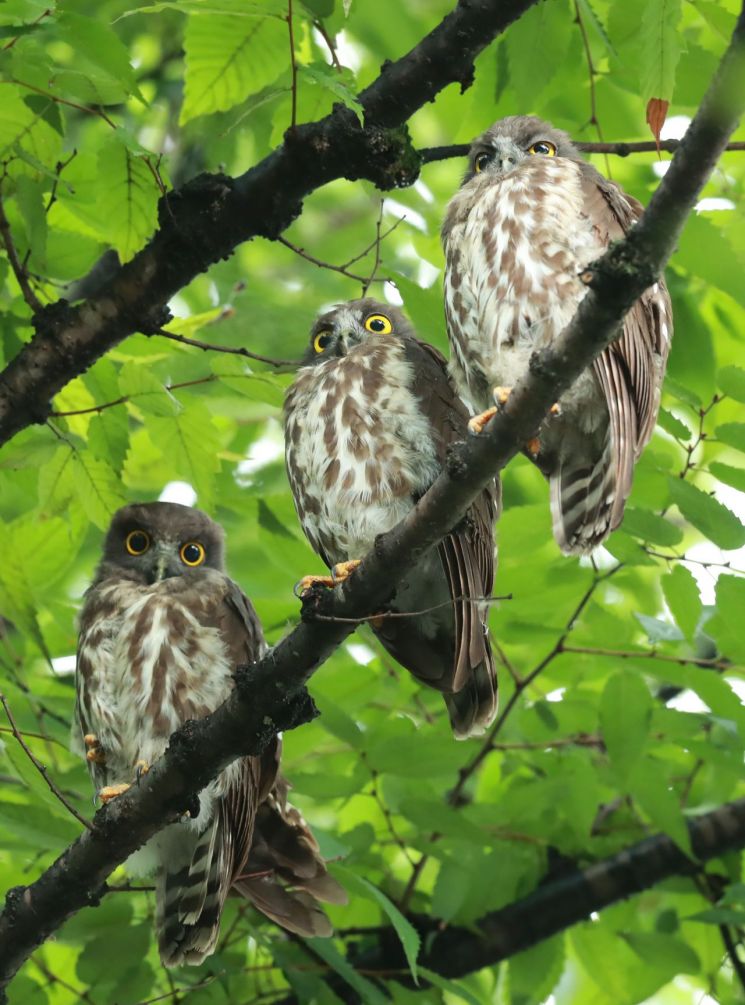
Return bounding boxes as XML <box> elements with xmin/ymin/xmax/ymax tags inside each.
<box><xmin>579</xmin><ymin>163</ymin><xmax>673</xmax><ymax>528</ymax></box>
<box><xmin>401</xmin><ymin>338</ymin><xmax>499</xmax><ymax>735</ymax></box>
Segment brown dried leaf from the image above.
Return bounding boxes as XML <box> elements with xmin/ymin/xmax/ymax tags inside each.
<box><xmin>646</xmin><ymin>97</ymin><xmax>670</xmax><ymax>153</ymax></box>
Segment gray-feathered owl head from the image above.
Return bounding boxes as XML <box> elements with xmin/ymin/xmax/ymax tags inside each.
<box><xmin>302</xmin><ymin>298</ymin><xmax>415</xmax><ymax>365</ymax></box>
<box><xmin>463</xmin><ymin>115</ymin><xmax>580</xmax><ymax>183</ymax></box>
<box><xmin>98</xmin><ymin>502</ymin><xmax>226</xmax><ymax>584</ymax></box>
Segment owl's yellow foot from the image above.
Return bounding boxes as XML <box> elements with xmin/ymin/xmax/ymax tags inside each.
<box><xmin>99</xmin><ymin>782</ymin><xmax>131</xmax><ymax>803</ymax></box>
<box><xmin>84</xmin><ymin>733</ymin><xmax>106</xmax><ymax>765</ymax></box>
<box><xmin>468</xmin><ymin>406</ymin><xmax>498</xmax><ymax>435</ymax></box>
<box><xmin>295</xmin><ymin>560</ymin><xmax>362</xmax><ymax>597</ymax></box>
<box><xmin>134</xmin><ymin>760</ymin><xmax>150</xmax><ymax>781</ymax></box>
<box><xmin>493</xmin><ymin>386</ymin><xmax>512</xmax><ymax>406</ymax></box>
<box><xmin>549</xmin><ymin>402</ymin><xmax>561</xmax><ymax>416</ymax></box>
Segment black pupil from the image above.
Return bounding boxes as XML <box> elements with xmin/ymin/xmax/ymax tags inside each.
<box><xmin>369</xmin><ymin>318</ymin><xmax>385</xmax><ymax>331</ymax></box>
<box><xmin>477</xmin><ymin>154</ymin><xmax>488</xmax><ymax>168</ymax></box>
<box><xmin>536</xmin><ymin>143</ymin><xmax>549</xmax><ymax>153</ymax></box>
<box><xmin>129</xmin><ymin>532</ymin><xmax>147</xmax><ymax>553</ymax></box>
<box><xmin>183</xmin><ymin>544</ymin><xmax>201</xmax><ymax>563</ymax></box>
<box><xmin>317</xmin><ymin>334</ymin><xmax>330</xmax><ymax>348</ymax></box>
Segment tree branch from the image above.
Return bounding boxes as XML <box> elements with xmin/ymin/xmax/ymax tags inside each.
<box><xmin>341</xmin><ymin>798</ymin><xmax>745</xmax><ymax>989</ymax></box>
<box><xmin>0</xmin><ymin>0</ymin><xmax>539</xmax><ymax>450</ymax></box>
<box><xmin>0</xmin><ymin>4</ymin><xmax>743</xmax><ymax>999</ymax></box>
<box><xmin>420</xmin><ymin>139</ymin><xmax>745</xmax><ymax>162</ymax></box>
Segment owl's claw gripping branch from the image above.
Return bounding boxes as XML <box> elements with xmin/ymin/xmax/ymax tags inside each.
<box><xmin>467</xmin><ymin>406</ymin><xmax>498</xmax><ymax>435</ymax></box>
<box><xmin>295</xmin><ymin>560</ymin><xmax>362</xmax><ymax>597</ymax></box>
<box><xmin>98</xmin><ymin>783</ymin><xmax>132</xmax><ymax>803</ymax></box>
<box><xmin>84</xmin><ymin>734</ymin><xmax>106</xmax><ymax>765</ymax></box>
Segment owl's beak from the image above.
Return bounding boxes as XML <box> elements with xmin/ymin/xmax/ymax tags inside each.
<box><xmin>337</xmin><ymin>329</ymin><xmax>361</xmax><ymax>354</ymax></box>
<box><xmin>490</xmin><ymin>137</ymin><xmax>524</xmax><ymax>174</ymax></box>
<box><xmin>151</xmin><ymin>544</ymin><xmax>172</xmax><ymax>583</ymax></box>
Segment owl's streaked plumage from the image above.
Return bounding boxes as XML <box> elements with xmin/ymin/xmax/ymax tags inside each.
<box><xmin>75</xmin><ymin>502</ymin><xmax>343</xmax><ymax>967</ymax></box>
<box><xmin>443</xmin><ymin>115</ymin><xmax>673</xmax><ymax>554</ymax></box>
<box><xmin>284</xmin><ymin>299</ymin><xmax>500</xmax><ymax>738</ymax></box>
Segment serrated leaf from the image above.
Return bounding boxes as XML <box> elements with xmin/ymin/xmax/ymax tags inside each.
<box><xmin>96</xmin><ymin>138</ymin><xmax>160</xmax><ymax>262</ymax></box>
<box><xmin>118</xmin><ymin>364</ymin><xmax>180</xmax><ymax>416</ymax></box>
<box><xmin>56</xmin><ymin>12</ymin><xmax>146</xmax><ymax>104</ymax></box>
<box><xmin>304</xmin><ymin>937</ymin><xmax>388</xmax><ymax>1005</ymax></box>
<box><xmin>621</xmin><ymin>507</ymin><xmax>683</xmax><ymax>546</ymax></box>
<box><xmin>709</xmin><ymin>461</ymin><xmax>745</xmax><ymax>493</ymax></box>
<box><xmin>509</xmin><ymin>935</ymin><xmax>565</xmax><ymax>1005</ymax></box>
<box><xmin>657</xmin><ymin>407</ymin><xmax>691</xmax><ymax>441</ymax></box>
<box><xmin>640</xmin><ymin>0</ymin><xmax>683</xmax><ymax>102</ymax></box>
<box><xmin>716</xmin><ymin>422</ymin><xmax>745</xmax><ymax>453</ymax></box>
<box><xmin>181</xmin><ymin>13</ymin><xmax>288</xmax><ymax>124</ymax></box>
<box><xmin>687</xmin><ymin>907</ymin><xmax>745</xmax><ymax>925</ymax></box>
<box><xmin>664</xmin><ymin>376</ymin><xmax>702</xmax><ymax>409</ymax></box>
<box><xmin>717</xmin><ymin>365</ymin><xmax>745</xmax><ymax>403</ymax></box>
<box><xmin>72</xmin><ymin>453</ymin><xmax>127</xmax><ymax>530</ymax></box>
<box><xmin>668</xmin><ymin>477</ymin><xmax>745</xmax><ymax>550</ymax></box>
<box><xmin>87</xmin><ymin>411</ymin><xmax>130</xmax><ymax>472</ymax></box>
<box><xmin>122</xmin><ymin>0</ymin><xmax>287</xmax><ymax>17</ymax></box>
<box><xmin>148</xmin><ymin>403</ymin><xmax>221</xmax><ymax>508</ymax></box>
<box><xmin>600</xmin><ymin>673</ymin><xmax>652</xmax><ymax>783</ymax></box>
<box><xmin>707</xmin><ymin>574</ymin><xmax>745</xmax><ymax>665</ymax></box>
<box><xmin>331</xmin><ymin>864</ymin><xmax>420</xmax><ymax>981</ymax></box>
<box><xmin>298</xmin><ymin>63</ymin><xmax>361</xmax><ymax>121</ymax></box>
<box><xmin>628</xmin><ymin>761</ymin><xmax>692</xmax><ymax>855</ymax></box>
<box><xmin>416</xmin><ymin>969</ymin><xmax>481</xmax><ymax>1005</ymax></box>
<box><xmin>634</xmin><ymin>612</ymin><xmax>684</xmax><ymax>643</ymax></box>
<box><xmin>504</xmin><ymin>1</ymin><xmax>572</xmax><ymax>101</ymax></box>
<box><xmin>662</xmin><ymin>566</ymin><xmax>701</xmax><ymax>640</ymax></box>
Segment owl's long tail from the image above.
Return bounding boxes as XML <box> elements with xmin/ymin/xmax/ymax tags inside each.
<box><xmin>550</xmin><ymin>432</ymin><xmax>618</xmax><ymax>555</ymax></box>
<box><xmin>156</xmin><ymin>813</ymin><xmax>231</xmax><ymax>967</ymax></box>
<box><xmin>444</xmin><ymin>648</ymin><xmax>498</xmax><ymax>739</ymax></box>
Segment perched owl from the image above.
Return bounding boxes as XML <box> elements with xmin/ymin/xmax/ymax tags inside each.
<box><xmin>443</xmin><ymin>115</ymin><xmax>673</xmax><ymax>554</ymax></box>
<box><xmin>75</xmin><ymin>502</ymin><xmax>344</xmax><ymax>967</ymax></box>
<box><xmin>284</xmin><ymin>299</ymin><xmax>500</xmax><ymax>738</ymax></box>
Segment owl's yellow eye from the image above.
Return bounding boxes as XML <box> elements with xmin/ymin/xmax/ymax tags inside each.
<box><xmin>528</xmin><ymin>141</ymin><xmax>557</xmax><ymax>157</ymax></box>
<box><xmin>313</xmin><ymin>331</ymin><xmax>331</xmax><ymax>354</ymax></box>
<box><xmin>180</xmin><ymin>541</ymin><xmax>205</xmax><ymax>567</ymax></box>
<box><xmin>474</xmin><ymin>152</ymin><xmax>491</xmax><ymax>173</ymax></box>
<box><xmin>125</xmin><ymin>530</ymin><xmax>150</xmax><ymax>556</ymax></box>
<box><xmin>364</xmin><ymin>314</ymin><xmax>392</xmax><ymax>335</ymax></box>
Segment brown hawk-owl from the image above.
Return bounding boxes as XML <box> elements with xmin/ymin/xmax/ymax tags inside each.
<box><xmin>443</xmin><ymin>115</ymin><xmax>673</xmax><ymax>554</ymax></box>
<box><xmin>75</xmin><ymin>502</ymin><xmax>344</xmax><ymax>967</ymax></box>
<box><xmin>284</xmin><ymin>299</ymin><xmax>500</xmax><ymax>738</ymax></box>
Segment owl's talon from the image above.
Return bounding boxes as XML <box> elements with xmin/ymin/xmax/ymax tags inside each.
<box><xmin>135</xmin><ymin>760</ymin><xmax>150</xmax><ymax>781</ymax></box>
<box><xmin>468</xmin><ymin>407</ymin><xmax>498</xmax><ymax>435</ymax></box>
<box><xmin>99</xmin><ymin>782</ymin><xmax>131</xmax><ymax>803</ymax></box>
<box><xmin>549</xmin><ymin>402</ymin><xmax>561</xmax><ymax>416</ymax></box>
<box><xmin>295</xmin><ymin>574</ymin><xmax>335</xmax><ymax>597</ymax></box>
<box><xmin>526</xmin><ymin>437</ymin><xmax>541</xmax><ymax>457</ymax></box>
<box><xmin>84</xmin><ymin>733</ymin><xmax>106</xmax><ymax>765</ymax></box>
<box><xmin>332</xmin><ymin>560</ymin><xmax>361</xmax><ymax>584</ymax></box>
<box><xmin>493</xmin><ymin>386</ymin><xmax>513</xmax><ymax>407</ymax></box>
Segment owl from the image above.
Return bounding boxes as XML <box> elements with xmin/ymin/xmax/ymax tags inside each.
<box><xmin>284</xmin><ymin>299</ymin><xmax>500</xmax><ymax>738</ymax></box>
<box><xmin>75</xmin><ymin>502</ymin><xmax>344</xmax><ymax>966</ymax></box>
<box><xmin>443</xmin><ymin>115</ymin><xmax>673</xmax><ymax>554</ymax></box>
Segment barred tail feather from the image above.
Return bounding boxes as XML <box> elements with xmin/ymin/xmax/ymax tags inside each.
<box><xmin>156</xmin><ymin>817</ymin><xmax>232</xmax><ymax>968</ymax></box>
<box><xmin>444</xmin><ymin>650</ymin><xmax>498</xmax><ymax>739</ymax></box>
<box><xmin>550</xmin><ymin>435</ymin><xmax>616</xmax><ymax>555</ymax></box>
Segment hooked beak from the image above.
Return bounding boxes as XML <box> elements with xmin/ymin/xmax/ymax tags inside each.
<box><xmin>490</xmin><ymin>137</ymin><xmax>524</xmax><ymax>175</ymax></box>
<box><xmin>151</xmin><ymin>545</ymin><xmax>171</xmax><ymax>583</ymax></box>
<box><xmin>336</xmin><ymin>329</ymin><xmax>361</xmax><ymax>355</ymax></box>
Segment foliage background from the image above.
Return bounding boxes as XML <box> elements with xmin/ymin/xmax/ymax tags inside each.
<box><xmin>1</xmin><ymin>0</ymin><xmax>745</xmax><ymax>1003</ymax></box>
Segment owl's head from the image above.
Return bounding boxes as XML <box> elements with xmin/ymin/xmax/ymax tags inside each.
<box><xmin>99</xmin><ymin>502</ymin><xmax>225</xmax><ymax>584</ymax></box>
<box><xmin>302</xmin><ymin>298</ymin><xmax>414</xmax><ymax>365</ymax></box>
<box><xmin>463</xmin><ymin>115</ymin><xmax>579</xmax><ymax>183</ymax></box>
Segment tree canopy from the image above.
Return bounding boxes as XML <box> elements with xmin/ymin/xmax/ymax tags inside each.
<box><xmin>1</xmin><ymin>1</ymin><xmax>745</xmax><ymax>1004</ymax></box>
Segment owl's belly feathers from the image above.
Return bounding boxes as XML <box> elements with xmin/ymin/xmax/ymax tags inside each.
<box><xmin>446</xmin><ymin>157</ymin><xmax>606</xmax><ymax>425</ymax></box>
<box><xmin>285</xmin><ymin>340</ymin><xmax>440</xmax><ymax>563</ymax></box>
<box><xmin>78</xmin><ymin>579</ymin><xmax>234</xmax><ymax>789</ymax></box>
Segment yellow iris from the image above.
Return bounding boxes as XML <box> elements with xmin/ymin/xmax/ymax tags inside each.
<box><xmin>180</xmin><ymin>541</ymin><xmax>206</xmax><ymax>567</ymax></box>
<box><xmin>364</xmin><ymin>314</ymin><xmax>393</xmax><ymax>335</ymax></box>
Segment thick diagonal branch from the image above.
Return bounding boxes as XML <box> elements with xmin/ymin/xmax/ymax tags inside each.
<box><xmin>0</xmin><ymin>4</ymin><xmax>743</xmax><ymax>999</ymax></box>
<box><xmin>0</xmin><ymin>0</ymin><xmax>538</xmax><ymax>450</ymax></box>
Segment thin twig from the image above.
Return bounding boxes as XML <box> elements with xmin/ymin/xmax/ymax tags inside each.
<box><xmin>153</xmin><ymin>328</ymin><xmax>299</xmax><ymax>368</ymax></box>
<box><xmin>4</xmin><ymin>78</ymin><xmax>117</xmax><ymax>128</ymax></box>
<box><xmin>309</xmin><ymin>593</ymin><xmax>512</xmax><ymax>623</ymax></box>
<box><xmin>2</xmin><ymin>8</ymin><xmax>52</xmax><ymax>50</ymax></box>
<box><xmin>418</xmin><ymin>140</ymin><xmax>745</xmax><ymax>164</ymax></box>
<box><xmin>32</xmin><ymin>957</ymin><xmax>98</xmax><ymax>1005</ymax></box>
<box><xmin>0</xmin><ymin>725</ymin><xmax>68</xmax><ymax>750</ymax></box>
<box><xmin>573</xmin><ymin>0</ymin><xmax>611</xmax><ymax>176</ymax></box>
<box><xmin>0</xmin><ymin>693</ymin><xmax>92</xmax><ymax>831</ymax></box>
<box><xmin>314</xmin><ymin>20</ymin><xmax>342</xmax><ymax>70</ymax></box>
<box><xmin>559</xmin><ymin>644</ymin><xmax>729</xmax><ymax>670</ymax></box>
<box><xmin>0</xmin><ymin>191</ymin><xmax>43</xmax><ymax>313</ymax></box>
<box><xmin>720</xmin><ymin>924</ymin><xmax>745</xmax><ymax>996</ymax></box>
<box><xmin>360</xmin><ymin>201</ymin><xmax>387</xmax><ymax>296</ymax></box>
<box><xmin>44</xmin><ymin>151</ymin><xmax>78</xmax><ymax>215</ymax></box>
<box><xmin>276</xmin><ymin>236</ymin><xmax>370</xmax><ymax>283</ymax></box>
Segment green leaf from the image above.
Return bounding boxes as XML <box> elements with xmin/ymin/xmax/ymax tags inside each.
<box><xmin>716</xmin><ymin>422</ymin><xmax>745</xmax><ymax>453</ymax></box>
<box><xmin>621</xmin><ymin>932</ymin><xmax>700</xmax><ymax>974</ymax></box>
<box><xmin>298</xmin><ymin>63</ymin><xmax>362</xmax><ymax>121</ymax></box>
<box><xmin>718</xmin><ymin>365</ymin><xmax>745</xmax><ymax>403</ymax></box>
<box><xmin>664</xmin><ymin>376</ymin><xmax>702</xmax><ymax>410</ymax></box>
<box><xmin>709</xmin><ymin>461</ymin><xmax>745</xmax><ymax>493</ymax></box>
<box><xmin>707</xmin><ymin>574</ymin><xmax>745</xmax><ymax>665</ymax></box>
<box><xmin>72</xmin><ymin>453</ymin><xmax>127</xmax><ymax>530</ymax></box>
<box><xmin>600</xmin><ymin>673</ymin><xmax>652</xmax><ymax>783</ymax></box>
<box><xmin>505</xmin><ymin>0</ymin><xmax>573</xmax><ymax>101</ymax></box>
<box><xmin>118</xmin><ymin>364</ymin><xmax>181</xmax><ymax>416</ymax></box>
<box><xmin>331</xmin><ymin>864</ymin><xmax>420</xmax><ymax>981</ymax></box>
<box><xmin>628</xmin><ymin>760</ymin><xmax>692</xmax><ymax>856</ymax></box>
<box><xmin>148</xmin><ymin>402</ymin><xmax>221</xmax><ymax>508</ymax></box>
<box><xmin>56</xmin><ymin>12</ymin><xmax>146</xmax><ymax>103</ymax></box>
<box><xmin>640</xmin><ymin>0</ymin><xmax>683</xmax><ymax>102</ymax></box>
<box><xmin>304</xmin><ymin>937</ymin><xmax>388</xmax><ymax>1005</ymax></box>
<box><xmin>509</xmin><ymin>935</ymin><xmax>565</xmax><ymax>1005</ymax></box>
<box><xmin>621</xmin><ymin>507</ymin><xmax>683</xmax><ymax>547</ymax></box>
<box><xmin>96</xmin><ymin>138</ymin><xmax>160</xmax><ymax>262</ymax></box>
<box><xmin>667</xmin><ymin>477</ymin><xmax>745</xmax><ymax>550</ymax></box>
<box><xmin>417</xmin><ymin>968</ymin><xmax>482</xmax><ymax>1005</ymax></box>
<box><xmin>181</xmin><ymin>13</ymin><xmax>288</xmax><ymax>123</ymax></box>
<box><xmin>662</xmin><ymin>566</ymin><xmax>701</xmax><ymax>640</ymax></box>
<box><xmin>657</xmin><ymin>407</ymin><xmax>691</xmax><ymax>441</ymax></box>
